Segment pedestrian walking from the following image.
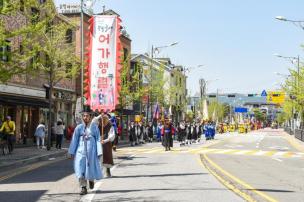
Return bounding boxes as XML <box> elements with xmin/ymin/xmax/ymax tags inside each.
<box><xmin>98</xmin><ymin>114</ymin><xmax>115</xmax><ymax>178</ymax></box>
<box><xmin>68</xmin><ymin>106</ymin><xmax>103</xmax><ymax>195</ymax></box>
<box><xmin>34</xmin><ymin>122</ymin><xmax>46</xmax><ymax>149</ymax></box>
<box><xmin>0</xmin><ymin>116</ymin><xmax>16</xmax><ymax>153</ymax></box>
<box><xmin>55</xmin><ymin>120</ymin><xmax>65</xmax><ymax>149</ymax></box>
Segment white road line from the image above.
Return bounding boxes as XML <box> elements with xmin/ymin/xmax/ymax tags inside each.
<box><xmin>272</xmin><ymin>151</ymin><xmax>287</xmax><ymax>157</ymax></box>
<box><xmin>81</xmin><ymin>154</ymin><xmax>136</xmax><ymax>202</ymax></box>
<box><xmin>234</xmin><ymin>150</ymin><xmax>250</xmax><ymax>155</ymax></box>
<box><xmin>143</xmin><ymin>148</ymin><xmax>163</xmax><ymax>154</ymax></box>
<box><xmin>272</xmin><ymin>157</ymin><xmax>283</xmax><ymax>162</ymax></box>
<box><xmin>254</xmin><ymin>151</ymin><xmax>268</xmax><ymax>156</ymax></box>
<box><xmin>213</xmin><ymin>149</ymin><xmax>233</xmax><ymax>154</ymax></box>
<box><xmin>196</xmin><ymin>148</ymin><xmax>218</xmax><ymax>154</ymax></box>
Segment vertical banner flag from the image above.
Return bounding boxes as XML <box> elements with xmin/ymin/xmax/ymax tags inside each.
<box><xmin>85</xmin><ymin>15</ymin><xmax>121</xmax><ymax>112</ymax></box>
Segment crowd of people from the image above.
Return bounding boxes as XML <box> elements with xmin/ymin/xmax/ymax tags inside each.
<box><xmin>127</xmin><ymin>118</ymin><xmax>217</xmax><ymax>150</ymax></box>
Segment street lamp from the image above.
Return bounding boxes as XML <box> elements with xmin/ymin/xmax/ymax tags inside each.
<box><xmin>147</xmin><ymin>42</ymin><xmax>178</xmax><ymax>123</ymax></box>
<box><xmin>274</xmin><ymin>53</ymin><xmax>301</xmax><ymax>131</ymax></box>
<box><xmin>275</xmin><ymin>16</ymin><xmax>304</xmax><ymax>30</ymax></box>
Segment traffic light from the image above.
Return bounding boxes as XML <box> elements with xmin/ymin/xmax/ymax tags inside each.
<box><xmin>208</xmin><ymin>95</ymin><xmax>216</xmax><ymax>98</ymax></box>
<box><xmin>228</xmin><ymin>94</ymin><xmax>235</xmax><ymax>98</ymax></box>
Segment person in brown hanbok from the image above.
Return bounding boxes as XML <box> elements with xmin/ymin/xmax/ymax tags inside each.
<box><xmin>98</xmin><ymin>114</ymin><xmax>116</xmax><ymax>177</ymax></box>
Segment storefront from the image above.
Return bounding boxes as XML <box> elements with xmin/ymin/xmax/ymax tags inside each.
<box><xmin>0</xmin><ymin>86</ymin><xmax>49</xmax><ymax>144</ymax></box>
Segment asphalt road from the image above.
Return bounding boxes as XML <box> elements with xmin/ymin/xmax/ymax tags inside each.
<box><xmin>206</xmin><ymin>129</ymin><xmax>304</xmax><ymax>202</ymax></box>
<box><xmin>0</xmin><ymin>138</ymin><xmax>243</xmax><ymax>202</ymax></box>
<box><xmin>1</xmin><ymin>129</ymin><xmax>302</xmax><ymax>202</ymax></box>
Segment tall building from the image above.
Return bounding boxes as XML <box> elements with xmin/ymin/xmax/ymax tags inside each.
<box><xmin>0</xmin><ymin>1</ymin><xmax>77</xmax><ymax>143</ymax></box>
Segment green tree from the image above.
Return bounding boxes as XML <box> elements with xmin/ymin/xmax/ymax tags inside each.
<box><xmin>253</xmin><ymin>108</ymin><xmax>266</xmax><ymax>122</ymax></box>
<box><xmin>0</xmin><ymin>0</ymin><xmax>45</xmax><ymax>82</ymax></box>
<box><xmin>207</xmin><ymin>101</ymin><xmax>229</xmax><ymax>122</ymax></box>
<box><xmin>27</xmin><ymin>1</ymin><xmax>79</xmax><ymax>149</ymax></box>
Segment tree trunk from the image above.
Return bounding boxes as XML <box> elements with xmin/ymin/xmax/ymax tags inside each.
<box><xmin>47</xmin><ymin>70</ymin><xmax>53</xmax><ymax>150</ymax></box>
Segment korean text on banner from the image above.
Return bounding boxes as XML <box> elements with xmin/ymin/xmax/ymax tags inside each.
<box><xmin>87</xmin><ymin>15</ymin><xmax>121</xmax><ymax>112</ymax></box>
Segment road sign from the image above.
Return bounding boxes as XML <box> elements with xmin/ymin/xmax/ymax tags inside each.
<box><xmin>235</xmin><ymin>107</ymin><xmax>248</xmax><ymax>113</ymax></box>
<box><xmin>267</xmin><ymin>91</ymin><xmax>285</xmax><ymax>105</ymax></box>
<box><xmin>261</xmin><ymin>90</ymin><xmax>267</xmax><ymax>97</ymax></box>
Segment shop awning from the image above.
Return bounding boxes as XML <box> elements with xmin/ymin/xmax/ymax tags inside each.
<box><xmin>0</xmin><ymin>94</ymin><xmax>49</xmax><ymax>108</ymax></box>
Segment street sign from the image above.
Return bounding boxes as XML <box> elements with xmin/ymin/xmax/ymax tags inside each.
<box><xmin>235</xmin><ymin>107</ymin><xmax>248</xmax><ymax>113</ymax></box>
<box><xmin>261</xmin><ymin>90</ymin><xmax>267</xmax><ymax>97</ymax></box>
<box><xmin>267</xmin><ymin>91</ymin><xmax>285</xmax><ymax>105</ymax></box>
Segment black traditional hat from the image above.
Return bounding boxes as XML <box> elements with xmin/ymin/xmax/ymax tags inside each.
<box><xmin>81</xmin><ymin>105</ymin><xmax>93</xmax><ymax>114</ymax></box>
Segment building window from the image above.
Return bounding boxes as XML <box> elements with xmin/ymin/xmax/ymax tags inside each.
<box><xmin>0</xmin><ymin>40</ymin><xmax>11</xmax><ymax>62</ymax></box>
<box><xmin>65</xmin><ymin>29</ymin><xmax>73</xmax><ymax>43</ymax></box>
<box><xmin>123</xmin><ymin>48</ymin><xmax>128</xmax><ymax>61</ymax></box>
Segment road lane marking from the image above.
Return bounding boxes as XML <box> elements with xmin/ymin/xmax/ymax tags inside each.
<box><xmin>202</xmin><ymin>154</ymin><xmax>278</xmax><ymax>202</ymax></box>
<box><xmin>81</xmin><ymin>154</ymin><xmax>136</xmax><ymax>202</ymax></box>
<box><xmin>197</xmin><ymin>157</ymin><xmax>255</xmax><ymax>202</ymax></box>
<box><xmin>272</xmin><ymin>151</ymin><xmax>287</xmax><ymax>157</ymax></box>
<box><xmin>254</xmin><ymin>151</ymin><xmax>268</xmax><ymax>156</ymax></box>
<box><xmin>272</xmin><ymin>157</ymin><xmax>283</xmax><ymax>162</ymax></box>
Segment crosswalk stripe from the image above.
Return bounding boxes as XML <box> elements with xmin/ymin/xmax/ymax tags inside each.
<box><xmin>265</xmin><ymin>151</ymin><xmax>276</xmax><ymax>157</ymax></box>
<box><xmin>283</xmin><ymin>152</ymin><xmax>294</xmax><ymax>158</ymax></box>
<box><xmin>272</xmin><ymin>151</ymin><xmax>287</xmax><ymax>156</ymax></box>
<box><xmin>245</xmin><ymin>150</ymin><xmax>259</xmax><ymax>155</ymax></box>
<box><xmin>213</xmin><ymin>149</ymin><xmax>234</xmax><ymax>154</ymax></box>
<box><xmin>254</xmin><ymin>151</ymin><xmax>268</xmax><ymax>156</ymax></box>
<box><xmin>115</xmin><ymin>146</ymin><xmax>304</xmax><ymax>159</ymax></box>
<box><xmin>235</xmin><ymin>150</ymin><xmax>251</xmax><ymax>155</ymax></box>
<box><xmin>196</xmin><ymin>148</ymin><xmax>218</xmax><ymax>154</ymax></box>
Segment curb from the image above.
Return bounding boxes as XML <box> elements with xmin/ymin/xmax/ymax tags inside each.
<box><xmin>280</xmin><ymin>131</ymin><xmax>304</xmax><ymax>153</ymax></box>
<box><xmin>0</xmin><ymin>149</ymin><xmax>67</xmax><ymax>172</ymax></box>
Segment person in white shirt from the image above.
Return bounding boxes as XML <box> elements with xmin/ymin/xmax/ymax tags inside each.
<box><xmin>56</xmin><ymin>120</ymin><xmax>65</xmax><ymax>149</ymax></box>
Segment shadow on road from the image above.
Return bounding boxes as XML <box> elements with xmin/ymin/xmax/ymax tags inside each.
<box><xmin>111</xmin><ymin>172</ymin><xmax>207</xmax><ymax>179</ymax></box>
<box><xmin>0</xmin><ymin>159</ymin><xmax>73</xmax><ymax>184</ymax></box>
<box><xmin>117</xmin><ymin>162</ymin><xmax>167</xmax><ymax>167</ymax></box>
<box><xmin>95</xmin><ymin>187</ymin><xmax>232</xmax><ymax>194</ymax></box>
<box><xmin>245</xmin><ymin>188</ymin><xmax>294</xmax><ymax>193</ymax></box>
<box><xmin>116</xmin><ymin>156</ymin><xmax>146</xmax><ymax>160</ymax></box>
<box><xmin>0</xmin><ymin>190</ymin><xmax>47</xmax><ymax>202</ymax></box>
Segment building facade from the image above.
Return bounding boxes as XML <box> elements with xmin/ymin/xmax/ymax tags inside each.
<box><xmin>0</xmin><ymin>2</ymin><xmax>77</xmax><ymax>143</ymax></box>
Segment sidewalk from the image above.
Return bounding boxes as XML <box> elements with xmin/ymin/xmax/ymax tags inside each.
<box><xmin>0</xmin><ymin>138</ymin><xmax>130</xmax><ymax>172</ymax></box>
<box><xmin>0</xmin><ymin>145</ymin><xmax>68</xmax><ymax>172</ymax></box>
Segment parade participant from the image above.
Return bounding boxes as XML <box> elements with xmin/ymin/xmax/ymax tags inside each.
<box><xmin>156</xmin><ymin>122</ymin><xmax>162</xmax><ymax>142</ymax></box>
<box><xmin>186</xmin><ymin>122</ymin><xmax>192</xmax><ymax>145</ymax></box>
<box><xmin>192</xmin><ymin>122</ymin><xmax>198</xmax><ymax>143</ymax></box>
<box><xmin>211</xmin><ymin>122</ymin><xmax>216</xmax><ymax>139</ymax></box>
<box><xmin>163</xmin><ymin>118</ymin><xmax>173</xmax><ymax>151</ymax></box>
<box><xmin>98</xmin><ymin>114</ymin><xmax>115</xmax><ymax>178</ymax></box>
<box><xmin>68</xmin><ymin>106</ymin><xmax>103</xmax><ymax>195</ymax></box>
<box><xmin>197</xmin><ymin>122</ymin><xmax>202</xmax><ymax>143</ymax></box>
<box><xmin>110</xmin><ymin>114</ymin><xmax>118</xmax><ymax>151</ymax></box>
<box><xmin>128</xmin><ymin>121</ymin><xmax>136</xmax><ymax>146</ymax></box>
<box><xmin>137</xmin><ymin>122</ymin><xmax>145</xmax><ymax>144</ymax></box>
<box><xmin>147</xmin><ymin>122</ymin><xmax>154</xmax><ymax>143</ymax></box>
<box><xmin>177</xmin><ymin>121</ymin><xmax>186</xmax><ymax>146</ymax></box>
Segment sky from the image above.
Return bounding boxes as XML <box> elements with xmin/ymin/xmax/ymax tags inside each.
<box><xmin>56</xmin><ymin>0</ymin><xmax>304</xmax><ymax>96</ymax></box>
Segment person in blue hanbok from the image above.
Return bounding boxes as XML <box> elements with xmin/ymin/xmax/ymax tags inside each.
<box><xmin>68</xmin><ymin>106</ymin><xmax>103</xmax><ymax>195</ymax></box>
